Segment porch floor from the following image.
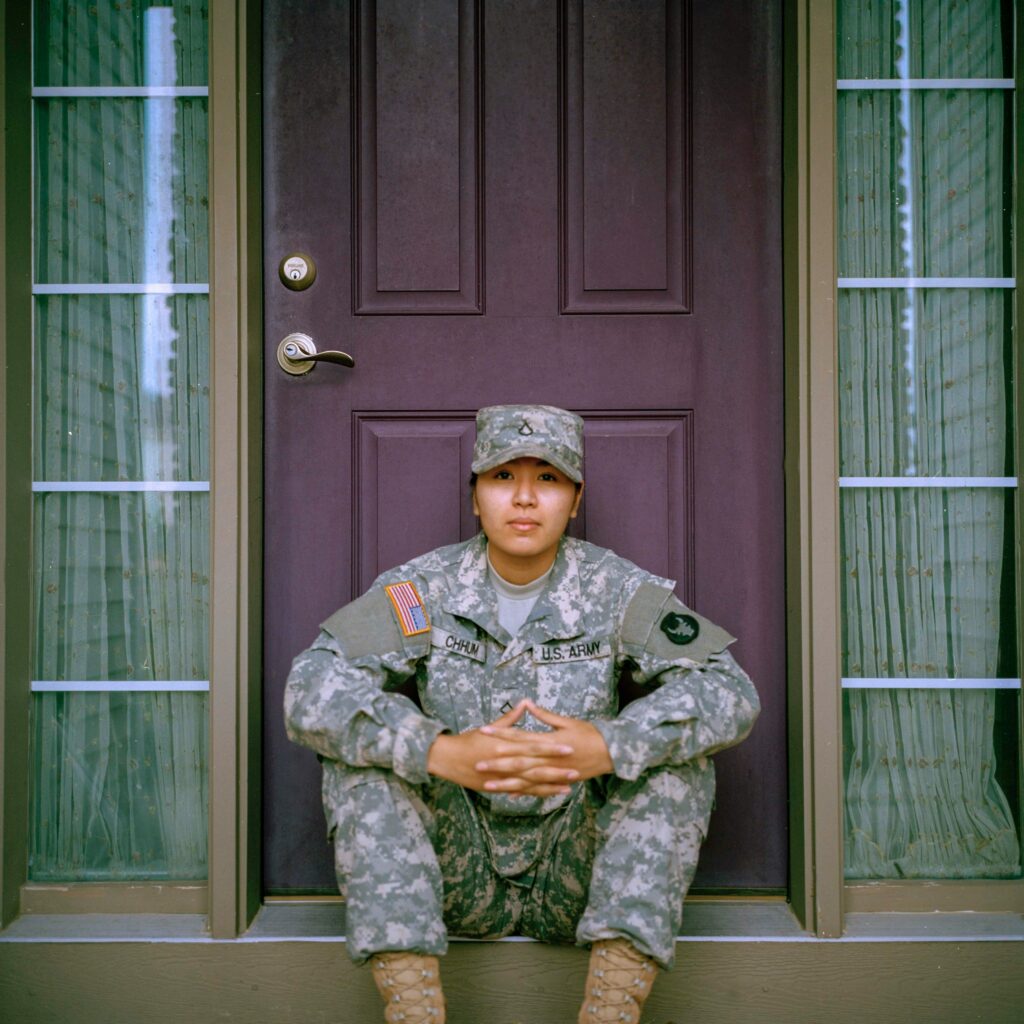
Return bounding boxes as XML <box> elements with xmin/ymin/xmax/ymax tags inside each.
<box><xmin>2</xmin><ymin>903</ymin><xmax>1022</xmax><ymax>1023</ymax></box>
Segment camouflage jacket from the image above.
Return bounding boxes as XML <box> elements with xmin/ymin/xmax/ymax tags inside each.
<box><xmin>284</xmin><ymin>534</ymin><xmax>760</xmax><ymax>814</ymax></box>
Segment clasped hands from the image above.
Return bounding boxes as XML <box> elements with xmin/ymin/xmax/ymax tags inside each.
<box><xmin>426</xmin><ymin>699</ymin><xmax>613</xmax><ymax>798</ymax></box>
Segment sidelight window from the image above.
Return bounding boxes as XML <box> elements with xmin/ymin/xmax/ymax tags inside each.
<box><xmin>28</xmin><ymin>1</ymin><xmax>210</xmax><ymax>881</ymax></box>
<box><xmin>836</xmin><ymin>0</ymin><xmax>1021</xmax><ymax>880</ymax></box>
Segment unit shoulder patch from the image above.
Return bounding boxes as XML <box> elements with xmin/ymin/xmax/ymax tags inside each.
<box><xmin>660</xmin><ymin>611</ymin><xmax>700</xmax><ymax>646</ymax></box>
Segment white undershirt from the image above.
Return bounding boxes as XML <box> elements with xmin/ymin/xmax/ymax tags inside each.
<box><xmin>487</xmin><ymin>552</ymin><xmax>553</xmax><ymax>637</ymax></box>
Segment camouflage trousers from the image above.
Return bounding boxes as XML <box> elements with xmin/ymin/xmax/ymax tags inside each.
<box><xmin>322</xmin><ymin>760</ymin><xmax>714</xmax><ymax>970</ymax></box>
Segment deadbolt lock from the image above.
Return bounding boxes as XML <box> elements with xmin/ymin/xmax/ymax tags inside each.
<box><xmin>278</xmin><ymin>252</ymin><xmax>317</xmax><ymax>291</ymax></box>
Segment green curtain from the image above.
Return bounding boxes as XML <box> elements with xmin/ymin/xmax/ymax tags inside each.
<box><xmin>837</xmin><ymin>0</ymin><xmax>1019</xmax><ymax>878</ymax></box>
<box><xmin>838</xmin><ymin>0</ymin><xmax>1009</xmax><ymax>80</ymax></box>
<box><xmin>34</xmin><ymin>1</ymin><xmax>208</xmax><ymax>88</ymax></box>
<box><xmin>32</xmin><ymin>692</ymin><xmax>208</xmax><ymax>881</ymax></box>
<box><xmin>30</xmin><ymin>2</ymin><xmax>210</xmax><ymax>881</ymax></box>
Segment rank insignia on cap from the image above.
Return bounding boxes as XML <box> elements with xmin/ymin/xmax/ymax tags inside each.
<box><xmin>518</xmin><ymin>419</ymin><xmax>534</xmax><ymax>435</ymax></box>
<box><xmin>660</xmin><ymin>611</ymin><xmax>700</xmax><ymax>646</ymax></box>
<box><xmin>385</xmin><ymin>581</ymin><xmax>431</xmax><ymax>637</ymax></box>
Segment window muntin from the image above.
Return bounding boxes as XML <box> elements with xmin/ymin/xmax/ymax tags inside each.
<box><xmin>29</xmin><ymin>1</ymin><xmax>210</xmax><ymax>882</ymax></box>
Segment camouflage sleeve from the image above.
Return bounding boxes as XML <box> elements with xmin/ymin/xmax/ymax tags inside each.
<box><xmin>592</xmin><ymin>582</ymin><xmax>761</xmax><ymax>781</ymax></box>
<box><xmin>282</xmin><ymin>584</ymin><xmax>446</xmax><ymax>785</ymax></box>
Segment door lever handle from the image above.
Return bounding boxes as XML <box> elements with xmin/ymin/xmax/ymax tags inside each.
<box><xmin>289</xmin><ymin>348</ymin><xmax>356</xmax><ymax>367</ymax></box>
<box><xmin>277</xmin><ymin>332</ymin><xmax>355</xmax><ymax>376</ymax></box>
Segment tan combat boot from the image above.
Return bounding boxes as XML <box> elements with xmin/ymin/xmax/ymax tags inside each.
<box><xmin>370</xmin><ymin>952</ymin><xmax>446</xmax><ymax>1023</ymax></box>
<box><xmin>578</xmin><ymin>938</ymin><xmax>659</xmax><ymax>1023</ymax></box>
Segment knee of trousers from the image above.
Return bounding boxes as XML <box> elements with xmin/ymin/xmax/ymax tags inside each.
<box><xmin>321</xmin><ymin>762</ymin><xmax>438</xmax><ymax>897</ymax></box>
<box><xmin>591</xmin><ymin>760</ymin><xmax>716</xmax><ymax>909</ymax></box>
<box><xmin>598</xmin><ymin>759</ymin><xmax>716</xmax><ymax>837</ymax></box>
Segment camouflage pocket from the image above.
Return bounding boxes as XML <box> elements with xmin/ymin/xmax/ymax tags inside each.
<box><xmin>532</xmin><ymin>636</ymin><xmax>617</xmax><ymax>718</ymax></box>
<box><xmin>320</xmin><ymin>763</ymin><xmax>382</xmax><ymax>890</ymax></box>
<box><xmin>323</xmin><ymin>765</ymin><xmax>438</xmax><ymax>896</ymax></box>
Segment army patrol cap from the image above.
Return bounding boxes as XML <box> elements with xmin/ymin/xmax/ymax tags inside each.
<box><xmin>472</xmin><ymin>404</ymin><xmax>584</xmax><ymax>483</ymax></box>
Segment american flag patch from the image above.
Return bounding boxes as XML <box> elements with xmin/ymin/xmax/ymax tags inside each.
<box><xmin>384</xmin><ymin>581</ymin><xmax>430</xmax><ymax>637</ymax></box>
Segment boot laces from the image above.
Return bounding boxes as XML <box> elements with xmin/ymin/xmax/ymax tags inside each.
<box><xmin>372</xmin><ymin>953</ymin><xmax>445</xmax><ymax>1023</ymax></box>
<box><xmin>580</xmin><ymin>941</ymin><xmax>657</xmax><ymax>1024</ymax></box>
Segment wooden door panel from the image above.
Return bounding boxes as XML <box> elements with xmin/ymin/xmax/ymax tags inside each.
<box><xmin>354</xmin><ymin>0</ymin><xmax>483</xmax><ymax>312</ymax></box>
<box><xmin>575</xmin><ymin>416</ymin><xmax>693</xmax><ymax>603</ymax></box>
<box><xmin>355</xmin><ymin>417</ymin><xmax>478</xmax><ymax>592</ymax></box>
<box><xmin>263</xmin><ymin>0</ymin><xmax>786</xmax><ymax>892</ymax></box>
<box><xmin>563</xmin><ymin>0</ymin><xmax>689</xmax><ymax>310</ymax></box>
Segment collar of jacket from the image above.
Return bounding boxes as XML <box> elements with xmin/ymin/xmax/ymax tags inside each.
<box><xmin>442</xmin><ymin>533</ymin><xmax>587</xmax><ymax>646</ymax></box>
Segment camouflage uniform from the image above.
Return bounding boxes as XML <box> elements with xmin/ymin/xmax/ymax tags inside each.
<box><xmin>284</xmin><ymin>532</ymin><xmax>760</xmax><ymax>969</ymax></box>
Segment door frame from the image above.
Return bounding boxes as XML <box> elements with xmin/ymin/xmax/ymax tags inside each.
<box><xmin>230</xmin><ymin>0</ymin><xmax>820</xmax><ymax>936</ymax></box>
<box><xmin>204</xmin><ymin>0</ymin><xmax>265</xmax><ymax>937</ymax></box>
<box><xmin>0</xmin><ymin>0</ymin><xmax>826</xmax><ymax>940</ymax></box>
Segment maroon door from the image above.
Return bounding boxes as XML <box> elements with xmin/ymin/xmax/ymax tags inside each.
<box><xmin>263</xmin><ymin>0</ymin><xmax>785</xmax><ymax>894</ymax></box>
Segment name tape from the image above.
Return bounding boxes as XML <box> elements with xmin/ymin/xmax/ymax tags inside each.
<box><xmin>533</xmin><ymin>639</ymin><xmax>611</xmax><ymax>664</ymax></box>
<box><xmin>432</xmin><ymin>628</ymin><xmax>486</xmax><ymax>663</ymax></box>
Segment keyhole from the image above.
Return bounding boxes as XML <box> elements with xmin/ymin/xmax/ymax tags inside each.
<box><xmin>279</xmin><ymin>253</ymin><xmax>316</xmax><ymax>290</ymax></box>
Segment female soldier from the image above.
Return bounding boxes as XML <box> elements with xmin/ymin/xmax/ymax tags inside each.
<box><xmin>284</xmin><ymin>405</ymin><xmax>759</xmax><ymax>1023</ymax></box>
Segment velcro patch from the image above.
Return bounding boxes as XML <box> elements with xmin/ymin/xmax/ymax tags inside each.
<box><xmin>432</xmin><ymin>628</ymin><xmax>485</xmax><ymax>663</ymax></box>
<box><xmin>621</xmin><ymin>582</ymin><xmax>735</xmax><ymax>665</ymax></box>
<box><xmin>384</xmin><ymin>581</ymin><xmax>430</xmax><ymax>637</ymax></box>
<box><xmin>533</xmin><ymin>639</ymin><xmax>611</xmax><ymax>664</ymax></box>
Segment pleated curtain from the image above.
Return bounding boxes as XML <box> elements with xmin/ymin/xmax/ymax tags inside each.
<box><xmin>838</xmin><ymin>0</ymin><xmax>1020</xmax><ymax>877</ymax></box>
<box><xmin>31</xmin><ymin>1</ymin><xmax>209</xmax><ymax>880</ymax></box>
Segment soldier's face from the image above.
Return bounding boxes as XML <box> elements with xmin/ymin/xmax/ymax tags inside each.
<box><xmin>473</xmin><ymin>457</ymin><xmax>582</xmax><ymax>581</ymax></box>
